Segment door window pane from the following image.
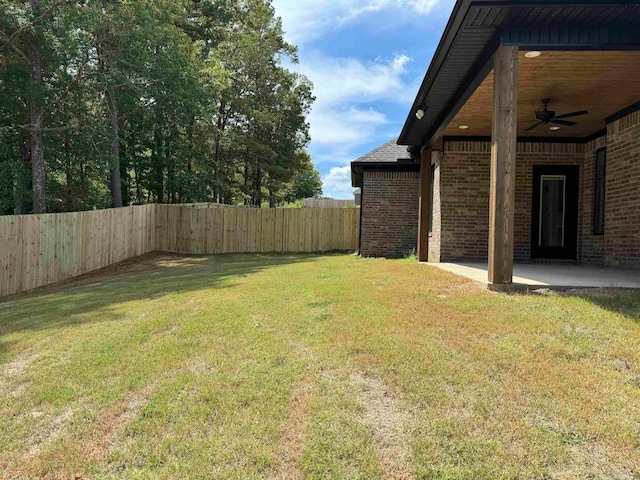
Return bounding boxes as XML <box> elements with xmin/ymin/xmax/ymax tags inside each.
<box><xmin>539</xmin><ymin>175</ymin><xmax>566</xmax><ymax>247</ymax></box>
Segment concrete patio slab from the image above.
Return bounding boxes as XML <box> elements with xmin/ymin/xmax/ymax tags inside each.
<box><xmin>428</xmin><ymin>262</ymin><xmax>640</xmax><ymax>289</ymax></box>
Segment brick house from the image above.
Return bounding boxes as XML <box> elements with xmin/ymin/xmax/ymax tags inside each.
<box><xmin>352</xmin><ymin>0</ymin><xmax>640</xmax><ymax>286</ymax></box>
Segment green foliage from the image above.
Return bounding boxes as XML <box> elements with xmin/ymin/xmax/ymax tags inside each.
<box><xmin>283</xmin><ymin>150</ymin><xmax>323</xmax><ymax>204</ymax></box>
<box><xmin>0</xmin><ymin>0</ymin><xmax>320</xmax><ymax>213</ymax></box>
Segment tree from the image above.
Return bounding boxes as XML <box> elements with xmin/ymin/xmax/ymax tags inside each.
<box><xmin>283</xmin><ymin>151</ymin><xmax>322</xmax><ymax>204</ymax></box>
<box><xmin>0</xmin><ymin>0</ymin><xmax>316</xmax><ymax>213</ymax></box>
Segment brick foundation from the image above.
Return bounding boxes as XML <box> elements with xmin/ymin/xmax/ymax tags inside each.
<box><xmin>360</xmin><ymin>170</ymin><xmax>419</xmax><ymax>258</ymax></box>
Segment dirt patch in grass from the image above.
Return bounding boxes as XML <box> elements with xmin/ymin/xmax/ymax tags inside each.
<box><xmin>278</xmin><ymin>374</ymin><xmax>315</xmax><ymax>480</ymax></box>
<box><xmin>352</xmin><ymin>372</ymin><xmax>415</xmax><ymax>480</ymax></box>
<box><xmin>0</xmin><ymin>349</ymin><xmax>39</xmax><ymax>398</ymax></box>
<box><xmin>86</xmin><ymin>383</ymin><xmax>156</xmax><ymax>463</ymax></box>
<box><xmin>10</xmin><ymin>384</ymin><xmax>155</xmax><ymax>479</ymax></box>
<box><xmin>25</xmin><ymin>406</ymin><xmax>75</xmax><ymax>456</ymax></box>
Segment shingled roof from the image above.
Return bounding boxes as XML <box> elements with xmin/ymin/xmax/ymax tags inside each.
<box><xmin>352</xmin><ymin>138</ymin><xmax>411</xmax><ymax>163</ymax></box>
<box><xmin>350</xmin><ymin>138</ymin><xmax>418</xmax><ymax>187</ymax></box>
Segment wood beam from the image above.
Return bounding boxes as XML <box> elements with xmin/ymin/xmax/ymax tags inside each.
<box><xmin>488</xmin><ymin>45</ymin><xmax>518</xmax><ymax>285</ymax></box>
<box><xmin>418</xmin><ymin>147</ymin><xmax>432</xmax><ymax>262</ymax></box>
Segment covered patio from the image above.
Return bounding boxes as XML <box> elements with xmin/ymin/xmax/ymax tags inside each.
<box><xmin>397</xmin><ymin>1</ymin><xmax>640</xmax><ymax>288</ymax></box>
<box><xmin>430</xmin><ymin>262</ymin><xmax>640</xmax><ymax>290</ymax></box>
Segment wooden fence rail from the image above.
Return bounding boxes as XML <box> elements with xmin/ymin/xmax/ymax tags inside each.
<box><xmin>0</xmin><ymin>204</ymin><xmax>359</xmax><ymax>297</ymax></box>
<box><xmin>155</xmin><ymin>205</ymin><xmax>360</xmax><ymax>254</ymax></box>
<box><xmin>304</xmin><ymin>198</ymin><xmax>356</xmax><ymax>208</ymax></box>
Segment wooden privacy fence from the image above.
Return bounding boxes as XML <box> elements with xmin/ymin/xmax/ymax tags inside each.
<box><xmin>0</xmin><ymin>205</ymin><xmax>156</xmax><ymax>298</ymax></box>
<box><xmin>0</xmin><ymin>204</ymin><xmax>359</xmax><ymax>297</ymax></box>
<box><xmin>304</xmin><ymin>198</ymin><xmax>355</xmax><ymax>208</ymax></box>
<box><xmin>155</xmin><ymin>205</ymin><xmax>359</xmax><ymax>254</ymax></box>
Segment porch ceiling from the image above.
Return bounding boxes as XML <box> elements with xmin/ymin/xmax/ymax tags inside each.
<box><xmin>444</xmin><ymin>50</ymin><xmax>640</xmax><ymax>139</ymax></box>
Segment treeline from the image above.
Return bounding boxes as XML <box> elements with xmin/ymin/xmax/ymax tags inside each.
<box><xmin>0</xmin><ymin>0</ymin><xmax>322</xmax><ymax>215</ymax></box>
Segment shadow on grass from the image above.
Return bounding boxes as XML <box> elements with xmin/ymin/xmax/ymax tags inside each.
<box><xmin>0</xmin><ymin>252</ymin><xmax>341</xmax><ymax>355</ymax></box>
<box><xmin>567</xmin><ymin>289</ymin><xmax>640</xmax><ymax>322</ymax></box>
<box><xmin>501</xmin><ymin>286</ymin><xmax>640</xmax><ymax>322</ymax></box>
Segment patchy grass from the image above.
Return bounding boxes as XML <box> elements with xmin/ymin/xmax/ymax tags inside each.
<box><xmin>1</xmin><ymin>253</ymin><xmax>640</xmax><ymax>479</ymax></box>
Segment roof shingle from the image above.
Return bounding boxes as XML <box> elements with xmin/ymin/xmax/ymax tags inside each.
<box><xmin>352</xmin><ymin>138</ymin><xmax>411</xmax><ymax>163</ymax></box>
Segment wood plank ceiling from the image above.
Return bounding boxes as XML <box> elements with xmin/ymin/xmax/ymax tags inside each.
<box><xmin>444</xmin><ymin>50</ymin><xmax>640</xmax><ymax>138</ymax></box>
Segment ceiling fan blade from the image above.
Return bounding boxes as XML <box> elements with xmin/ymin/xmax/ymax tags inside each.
<box><xmin>555</xmin><ymin>110</ymin><xmax>589</xmax><ymax>119</ymax></box>
<box><xmin>551</xmin><ymin>119</ymin><xmax>577</xmax><ymax>127</ymax></box>
<box><xmin>525</xmin><ymin>122</ymin><xmax>543</xmax><ymax>132</ymax></box>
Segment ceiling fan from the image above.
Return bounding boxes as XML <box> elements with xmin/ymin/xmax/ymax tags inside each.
<box><xmin>525</xmin><ymin>98</ymin><xmax>588</xmax><ymax>132</ymax></box>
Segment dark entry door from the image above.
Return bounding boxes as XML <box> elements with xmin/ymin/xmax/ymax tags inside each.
<box><xmin>531</xmin><ymin>165</ymin><xmax>579</xmax><ymax>260</ymax></box>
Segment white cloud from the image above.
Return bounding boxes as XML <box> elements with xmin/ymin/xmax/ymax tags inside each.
<box><xmin>310</xmin><ymin>107</ymin><xmax>388</xmax><ymax>146</ymax></box>
<box><xmin>296</xmin><ymin>53</ymin><xmax>413</xmax><ymax>106</ymax></box>
<box><xmin>322</xmin><ymin>166</ymin><xmax>355</xmax><ymax>199</ymax></box>
<box><xmin>294</xmin><ymin>53</ymin><xmax>413</xmax><ymax>148</ymax></box>
<box><xmin>269</xmin><ymin>0</ymin><xmax>451</xmax><ymax>198</ymax></box>
<box><xmin>410</xmin><ymin>0</ymin><xmax>440</xmax><ymax>14</ymax></box>
<box><xmin>272</xmin><ymin>0</ymin><xmax>444</xmax><ymax>45</ymax></box>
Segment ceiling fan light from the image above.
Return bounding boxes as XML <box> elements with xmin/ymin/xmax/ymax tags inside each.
<box><xmin>525</xmin><ymin>51</ymin><xmax>541</xmax><ymax>58</ymax></box>
<box><xmin>549</xmin><ymin>126</ymin><xmax>561</xmax><ymax>131</ymax></box>
<box><xmin>459</xmin><ymin>125</ymin><xmax>469</xmax><ymax>130</ymax></box>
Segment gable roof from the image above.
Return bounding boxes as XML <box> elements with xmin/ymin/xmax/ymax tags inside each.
<box><xmin>352</xmin><ymin>138</ymin><xmax>411</xmax><ymax>164</ymax></box>
<box><xmin>350</xmin><ymin>138</ymin><xmax>417</xmax><ymax>187</ymax></box>
<box><xmin>398</xmin><ymin>0</ymin><xmax>640</xmax><ymax>148</ymax></box>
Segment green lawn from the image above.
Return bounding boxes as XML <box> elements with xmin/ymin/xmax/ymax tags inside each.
<box><xmin>1</xmin><ymin>253</ymin><xmax>640</xmax><ymax>479</ymax></box>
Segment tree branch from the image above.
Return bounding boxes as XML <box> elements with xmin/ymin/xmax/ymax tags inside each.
<box><xmin>46</xmin><ymin>54</ymin><xmax>92</xmax><ymax>119</ymax></box>
<box><xmin>0</xmin><ymin>31</ymin><xmax>29</xmax><ymax>64</ymax></box>
<box><xmin>7</xmin><ymin>0</ymin><xmax>74</xmax><ymax>44</ymax></box>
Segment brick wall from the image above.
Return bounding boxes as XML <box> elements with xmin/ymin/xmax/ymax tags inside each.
<box><xmin>360</xmin><ymin>170</ymin><xmax>419</xmax><ymax>258</ymax></box>
<box><xmin>580</xmin><ymin>136</ymin><xmax>607</xmax><ymax>266</ymax></box>
<box><xmin>441</xmin><ymin>141</ymin><xmax>583</xmax><ymax>262</ymax></box>
<box><xmin>581</xmin><ymin>112</ymin><xmax>640</xmax><ymax>269</ymax></box>
<box><xmin>440</xmin><ymin>122</ymin><xmax>640</xmax><ymax>269</ymax></box>
<box><xmin>359</xmin><ymin>110</ymin><xmax>639</xmax><ymax>267</ymax></box>
<box><xmin>429</xmin><ymin>152</ymin><xmax>442</xmax><ymax>262</ymax></box>
<box><xmin>438</xmin><ymin>147</ymin><xmax>490</xmax><ymax>261</ymax></box>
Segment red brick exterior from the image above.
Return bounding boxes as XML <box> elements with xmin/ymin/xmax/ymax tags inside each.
<box><xmin>359</xmin><ymin>110</ymin><xmax>640</xmax><ymax>267</ymax></box>
<box><xmin>360</xmin><ymin>170</ymin><xmax>419</xmax><ymax>258</ymax></box>
<box><xmin>429</xmin><ymin>152</ymin><xmax>442</xmax><ymax>262</ymax></box>
<box><xmin>434</xmin><ymin>110</ymin><xmax>640</xmax><ymax>268</ymax></box>
<box><xmin>581</xmin><ymin>111</ymin><xmax>640</xmax><ymax>269</ymax></box>
<box><xmin>439</xmin><ymin>142</ymin><xmax>585</xmax><ymax>261</ymax></box>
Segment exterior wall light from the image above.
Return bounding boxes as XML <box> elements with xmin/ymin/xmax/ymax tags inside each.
<box><xmin>416</xmin><ymin>108</ymin><xmax>425</xmax><ymax>120</ymax></box>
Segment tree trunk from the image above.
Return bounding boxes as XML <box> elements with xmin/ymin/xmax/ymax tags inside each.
<box><xmin>15</xmin><ymin>134</ymin><xmax>32</xmax><ymax>214</ymax></box>
<box><xmin>27</xmin><ymin>0</ymin><xmax>46</xmax><ymax>213</ymax></box>
<box><xmin>243</xmin><ymin>161</ymin><xmax>249</xmax><ymax>205</ymax></box>
<box><xmin>184</xmin><ymin>117</ymin><xmax>194</xmax><ymax>203</ymax></box>
<box><xmin>153</xmin><ymin>106</ymin><xmax>165</xmax><ymax>203</ymax></box>
<box><xmin>167</xmin><ymin>146</ymin><xmax>176</xmax><ymax>204</ymax></box>
<box><xmin>255</xmin><ymin>166</ymin><xmax>262</xmax><ymax>207</ymax></box>
<box><xmin>64</xmin><ymin>136</ymin><xmax>73</xmax><ymax>210</ymax></box>
<box><xmin>107</xmin><ymin>88</ymin><xmax>123</xmax><ymax>208</ymax></box>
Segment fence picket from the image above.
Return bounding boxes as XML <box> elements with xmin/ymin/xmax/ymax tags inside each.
<box><xmin>0</xmin><ymin>204</ymin><xmax>359</xmax><ymax>297</ymax></box>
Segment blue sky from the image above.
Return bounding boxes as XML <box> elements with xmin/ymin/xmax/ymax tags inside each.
<box><xmin>271</xmin><ymin>0</ymin><xmax>456</xmax><ymax>198</ymax></box>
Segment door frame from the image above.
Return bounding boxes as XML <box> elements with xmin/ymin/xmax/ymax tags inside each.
<box><xmin>531</xmin><ymin>165</ymin><xmax>580</xmax><ymax>260</ymax></box>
